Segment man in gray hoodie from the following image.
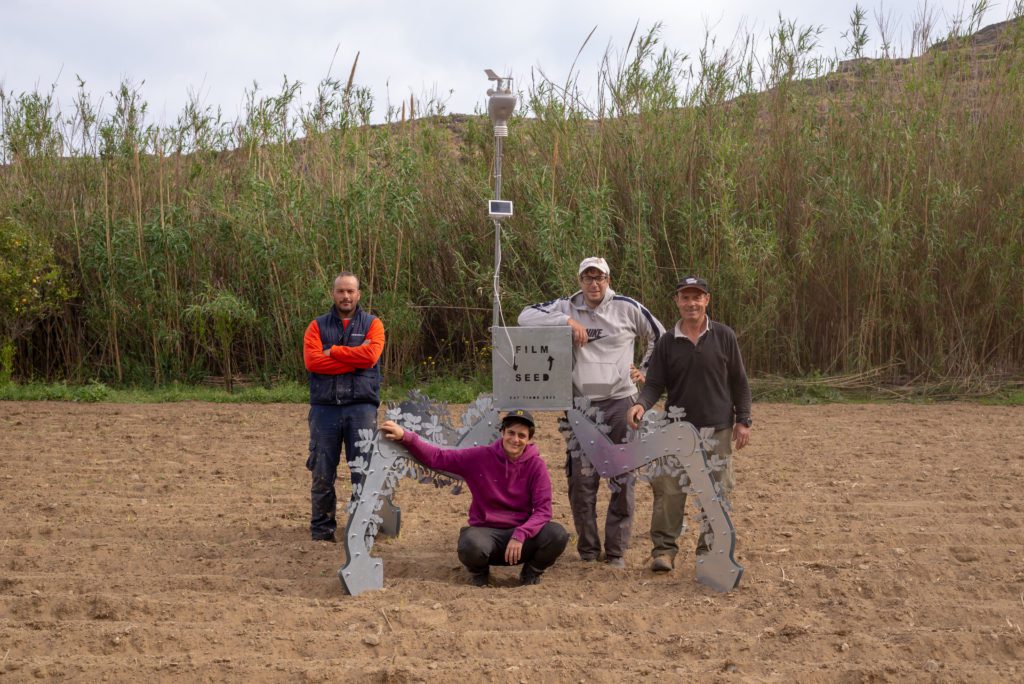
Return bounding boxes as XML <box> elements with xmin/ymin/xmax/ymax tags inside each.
<box><xmin>518</xmin><ymin>257</ymin><xmax>664</xmax><ymax>567</ymax></box>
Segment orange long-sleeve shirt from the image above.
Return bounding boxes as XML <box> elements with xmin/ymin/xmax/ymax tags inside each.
<box><xmin>303</xmin><ymin>317</ymin><xmax>385</xmax><ymax>375</ymax></box>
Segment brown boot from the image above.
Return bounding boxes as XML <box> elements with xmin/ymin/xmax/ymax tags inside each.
<box><xmin>650</xmin><ymin>555</ymin><xmax>674</xmax><ymax>573</ymax></box>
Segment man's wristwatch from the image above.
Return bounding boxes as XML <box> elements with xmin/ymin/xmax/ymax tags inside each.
<box><xmin>736</xmin><ymin>417</ymin><xmax>752</xmax><ymax>428</ymax></box>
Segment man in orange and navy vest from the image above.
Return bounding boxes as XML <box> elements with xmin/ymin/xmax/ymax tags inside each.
<box><xmin>302</xmin><ymin>272</ymin><xmax>385</xmax><ymax>542</ymax></box>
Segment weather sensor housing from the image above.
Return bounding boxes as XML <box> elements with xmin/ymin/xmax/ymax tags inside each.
<box><xmin>485</xmin><ymin>69</ymin><xmax>516</xmax><ymax>137</ymax></box>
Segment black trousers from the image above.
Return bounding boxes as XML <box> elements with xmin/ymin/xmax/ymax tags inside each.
<box><xmin>306</xmin><ymin>403</ymin><xmax>376</xmax><ymax>539</ymax></box>
<box><xmin>457</xmin><ymin>522</ymin><xmax>569</xmax><ymax>576</ymax></box>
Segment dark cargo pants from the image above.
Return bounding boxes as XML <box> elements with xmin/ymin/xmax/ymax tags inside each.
<box><xmin>566</xmin><ymin>395</ymin><xmax>636</xmax><ymax>561</ymax></box>
<box><xmin>306</xmin><ymin>402</ymin><xmax>377</xmax><ymax>540</ymax></box>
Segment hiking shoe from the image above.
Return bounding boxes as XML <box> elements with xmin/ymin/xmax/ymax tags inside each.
<box><xmin>520</xmin><ymin>569</ymin><xmax>542</xmax><ymax>586</ymax></box>
<box><xmin>651</xmin><ymin>555</ymin><xmax>674</xmax><ymax>573</ymax></box>
<box><xmin>469</xmin><ymin>573</ymin><xmax>490</xmax><ymax>587</ymax></box>
<box><xmin>312</xmin><ymin>533</ymin><xmax>336</xmax><ymax>543</ymax></box>
<box><xmin>605</xmin><ymin>557</ymin><xmax>625</xmax><ymax>569</ymax></box>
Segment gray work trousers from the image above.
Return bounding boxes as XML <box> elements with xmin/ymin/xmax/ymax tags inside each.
<box><xmin>566</xmin><ymin>395</ymin><xmax>636</xmax><ymax>561</ymax></box>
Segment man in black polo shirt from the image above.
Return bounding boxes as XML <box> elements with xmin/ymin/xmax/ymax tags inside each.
<box><xmin>626</xmin><ymin>275</ymin><xmax>752</xmax><ymax>572</ymax></box>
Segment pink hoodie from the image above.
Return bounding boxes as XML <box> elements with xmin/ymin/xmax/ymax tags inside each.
<box><xmin>400</xmin><ymin>432</ymin><xmax>553</xmax><ymax>542</ymax></box>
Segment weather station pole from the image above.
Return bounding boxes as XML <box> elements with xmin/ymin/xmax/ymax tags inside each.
<box><xmin>485</xmin><ymin>69</ymin><xmax>516</xmax><ymax>329</ymax></box>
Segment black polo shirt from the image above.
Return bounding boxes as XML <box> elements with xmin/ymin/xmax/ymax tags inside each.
<box><xmin>636</xmin><ymin>318</ymin><xmax>751</xmax><ymax>431</ymax></box>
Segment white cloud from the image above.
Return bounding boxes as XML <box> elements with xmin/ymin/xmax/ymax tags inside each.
<box><xmin>0</xmin><ymin>0</ymin><xmax>996</xmax><ymax>126</ymax></box>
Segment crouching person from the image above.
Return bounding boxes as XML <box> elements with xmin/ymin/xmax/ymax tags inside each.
<box><xmin>379</xmin><ymin>410</ymin><xmax>568</xmax><ymax>587</ymax></box>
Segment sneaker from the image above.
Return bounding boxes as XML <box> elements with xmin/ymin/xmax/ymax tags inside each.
<box><xmin>469</xmin><ymin>573</ymin><xmax>490</xmax><ymax>587</ymax></box>
<box><xmin>605</xmin><ymin>557</ymin><xmax>625</xmax><ymax>569</ymax></box>
<box><xmin>519</xmin><ymin>569</ymin><xmax>542</xmax><ymax>586</ymax></box>
<box><xmin>312</xmin><ymin>533</ymin><xmax>336</xmax><ymax>543</ymax></box>
<box><xmin>650</xmin><ymin>555</ymin><xmax>674</xmax><ymax>573</ymax></box>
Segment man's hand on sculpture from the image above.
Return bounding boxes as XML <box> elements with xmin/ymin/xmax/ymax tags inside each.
<box><xmin>379</xmin><ymin>421</ymin><xmax>405</xmax><ymax>442</ymax></box>
<box><xmin>626</xmin><ymin>404</ymin><xmax>645</xmax><ymax>430</ymax></box>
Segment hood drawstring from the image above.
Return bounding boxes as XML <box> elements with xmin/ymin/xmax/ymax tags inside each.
<box><xmin>501</xmin><ymin>443</ymin><xmax>531</xmax><ymax>482</ymax></box>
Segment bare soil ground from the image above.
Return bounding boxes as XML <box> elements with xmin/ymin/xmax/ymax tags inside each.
<box><xmin>1</xmin><ymin>401</ymin><xmax>1022</xmax><ymax>682</ymax></box>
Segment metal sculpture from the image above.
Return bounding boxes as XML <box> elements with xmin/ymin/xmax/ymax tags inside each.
<box><xmin>565</xmin><ymin>399</ymin><xmax>743</xmax><ymax>592</ymax></box>
<box><xmin>336</xmin><ymin>71</ymin><xmax>741</xmax><ymax>596</ymax></box>
<box><xmin>338</xmin><ymin>394</ymin><xmax>500</xmax><ymax>596</ymax></box>
<box><xmin>339</xmin><ymin>392</ymin><xmax>742</xmax><ymax>595</ymax></box>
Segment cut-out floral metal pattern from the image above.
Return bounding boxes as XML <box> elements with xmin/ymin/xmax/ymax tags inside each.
<box><xmin>566</xmin><ymin>405</ymin><xmax>743</xmax><ymax>592</ymax></box>
<box><xmin>340</xmin><ymin>392</ymin><xmax>741</xmax><ymax>595</ymax></box>
<box><xmin>338</xmin><ymin>392</ymin><xmax>499</xmax><ymax>596</ymax></box>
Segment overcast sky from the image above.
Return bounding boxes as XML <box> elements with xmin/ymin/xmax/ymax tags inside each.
<box><xmin>0</xmin><ymin>0</ymin><xmax>1006</xmax><ymax>126</ymax></box>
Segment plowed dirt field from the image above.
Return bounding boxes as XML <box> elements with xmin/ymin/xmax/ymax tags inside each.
<box><xmin>1</xmin><ymin>401</ymin><xmax>1022</xmax><ymax>681</ymax></box>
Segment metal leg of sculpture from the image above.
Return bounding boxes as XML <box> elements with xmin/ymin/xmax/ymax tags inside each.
<box><xmin>566</xmin><ymin>406</ymin><xmax>743</xmax><ymax>592</ymax></box>
<box><xmin>338</xmin><ymin>397</ymin><xmax>500</xmax><ymax>596</ymax></box>
<box><xmin>676</xmin><ymin>446</ymin><xmax>743</xmax><ymax>592</ymax></box>
<box><xmin>338</xmin><ymin>447</ymin><xmax>400</xmax><ymax>596</ymax></box>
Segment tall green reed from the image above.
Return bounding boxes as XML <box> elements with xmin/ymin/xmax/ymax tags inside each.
<box><xmin>0</xmin><ymin>7</ymin><xmax>1021</xmax><ymax>388</ymax></box>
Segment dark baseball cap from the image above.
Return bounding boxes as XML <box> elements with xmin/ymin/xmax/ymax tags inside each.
<box><xmin>501</xmin><ymin>409</ymin><xmax>535</xmax><ymax>429</ymax></box>
<box><xmin>675</xmin><ymin>275</ymin><xmax>709</xmax><ymax>294</ymax></box>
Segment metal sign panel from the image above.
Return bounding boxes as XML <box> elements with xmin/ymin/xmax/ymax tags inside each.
<box><xmin>491</xmin><ymin>326</ymin><xmax>572</xmax><ymax>410</ymax></box>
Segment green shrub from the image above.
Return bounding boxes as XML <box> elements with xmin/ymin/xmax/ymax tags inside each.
<box><xmin>185</xmin><ymin>289</ymin><xmax>257</xmax><ymax>392</ymax></box>
<box><xmin>0</xmin><ymin>217</ymin><xmax>73</xmax><ymax>381</ymax></box>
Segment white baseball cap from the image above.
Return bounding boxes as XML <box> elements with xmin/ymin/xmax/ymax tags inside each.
<box><xmin>578</xmin><ymin>257</ymin><xmax>610</xmax><ymax>276</ymax></box>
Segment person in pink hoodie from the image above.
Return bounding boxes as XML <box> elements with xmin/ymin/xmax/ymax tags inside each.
<box><xmin>379</xmin><ymin>409</ymin><xmax>569</xmax><ymax>587</ymax></box>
